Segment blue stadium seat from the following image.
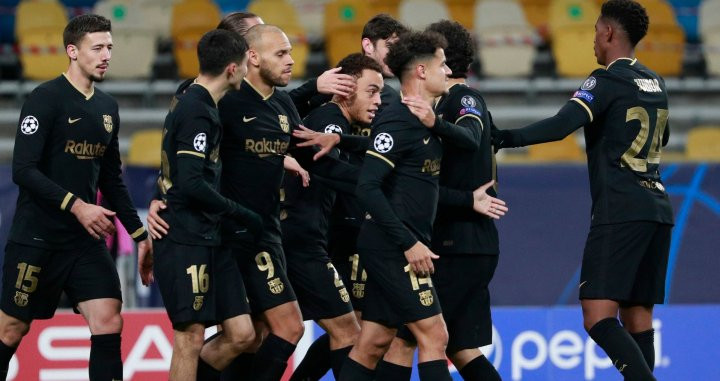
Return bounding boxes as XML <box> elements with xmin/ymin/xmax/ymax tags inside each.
<box><xmin>669</xmin><ymin>0</ymin><xmax>700</xmax><ymax>42</ymax></box>
<box><xmin>59</xmin><ymin>0</ymin><xmax>98</xmax><ymax>7</ymax></box>
<box><xmin>0</xmin><ymin>0</ymin><xmax>20</xmax><ymax>6</ymax></box>
<box><xmin>0</xmin><ymin>6</ymin><xmax>15</xmax><ymax>44</ymax></box>
<box><xmin>215</xmin><ymin>0</ymin><xmax>252</xmax><ymax>14</ymax></box>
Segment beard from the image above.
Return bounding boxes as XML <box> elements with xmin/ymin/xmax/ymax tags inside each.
<box><xmin>259</xmin><ymin>65</ymin><xmax>288</xmax><ymax>87</ymax></box>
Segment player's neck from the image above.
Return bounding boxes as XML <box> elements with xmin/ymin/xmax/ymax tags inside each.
<box><xmin>330</xmin><ymin>99</ymin><xmax>353</xmax><ymax>124</ymax></box>
<box><xmin>194</xmin><ymin>74</ymin><xmax>229</xmax><ymax>106</ymax></box>
<box><xmin>245</xmin><ymin>71</ymin><xmax>274</xmax><ymax>99</ymax></box>
<box><xmin>603</xmin><ymin>47</ymin><xmax>635</xmax><ymax>67</ymax></box>
<box><xmin>400</xmin><ymin>80</ymin><xmax>434</xmax><ymax>104</ymax></box>
<box><xmin>64</xmin><ymin>66</ymin><xmax>94</xmax><ymax>98</ymax></box>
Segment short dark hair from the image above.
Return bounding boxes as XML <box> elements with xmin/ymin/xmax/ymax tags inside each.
<box><xmin>426</xmin><ymin>20</ymin><xmax>474</xmax><ymax>79</ymax></box>
<box><xmin>601</xmin><ymin>0</ymin><xmax>649</xmax><ymax>47</ymax></box>
<box><xmin>385</xmin><ymin>31</ymin><xmax>447</xmax><ymax>81</ymax></box>
<box><xmin>63</xmin><ymin>14</ymin><xmax>111</xmax><ymax>48</ymax></box>
<box><xmin>336</xmin><ymin>53</ymin><xmax>383</xmax><ymax>78</ymax></box>
<box><xmin>197</xmin><ymin>29</ymin><xmax>248</xmax><ymax>76</ymax></box>
<box><xmin>361</xmin><ymin>14</ymin><xmax>409</xmax><ymax>44</ymax></box>
<box><xmin>217</xmin><ymin>12</ymin><xmax>259</xmax><ymax>36</ymax></box>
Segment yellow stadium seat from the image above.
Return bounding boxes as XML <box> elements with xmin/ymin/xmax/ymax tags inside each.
<box><xmin>324</xmin><ymin>0</ymin><xmax>372</xmax><ymax>66</ymax></box>
<box><xmin>548</xmin><ymin>0</ymin><xmax>599</xmax><ymax>32</ymax></box>
<box><xmin>686</xmin><ymin>127</ymin><xmax>720</xmax><ymax>161</ymax></box>
<box><xmin>635</xmin><ymin>27</ymin><xmax>684</xmax><ymax>76</ymax></box>
<box><xmin>249</xmin><ymin>0</ymin><xmax>309</xmax><ymax>77</ymax></box>
<box><xmin>367</xmin><ymin>0</ymin><xmax>401</xmax><ymax>18</ymax></box>
<box><xmin>171</xmin><ymin>0</ymin><xmax>221</xmax><ymax>78</ymax></box>
<box><xmin>445</xmin><ymin>0</ymin><xmax>476</xmax><ymax>29</ymax></box>
<box><xmin>528</xmin><ymin>133</ymin><xmax>584</xmax><ymax>161</ymax></box>
<box><xmin>16</xmin><ymin>0</ymin><xmax>68</xmax><ymax>80</ymax></box>
<box><xmin>634</xmin><ymin>0</ymin><xmax>685</xmax><ymax>77</ymax></box>
<box><xmin>552</xmin><ymin>25</ymin><xmax>601</xmax><ymax>77</ymax></box>
<box><xmin>127</xmin><ymin>129</ymin><xmax>163</xmax><ymax>167</ymax></box>
<box><xmin>519</xmin><ymin>0</ymin><xmax>551</xmax><ymax>39</ymax></box>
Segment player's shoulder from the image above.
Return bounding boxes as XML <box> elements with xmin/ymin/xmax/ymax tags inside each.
<box><xmin>442</xmin><ymin>84</ymin><xmax>487</xmax><ymax>116</ymax></box>
<box><xmin>27</xmin><ymin>76</ymin><xmax>67</xmax><ymax>101</ymax></box>
<box><xmin>91</xmin><ymin>86</ymin><xmax>118</xmax><ymax>108</ymax></box>
<box><xmin>303</xmin><ymin>102</ymin><xmax>349</xmax><ymax>133</ymax></box>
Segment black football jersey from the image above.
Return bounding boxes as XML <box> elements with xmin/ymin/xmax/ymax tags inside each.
<box><xmin>569</xmin><ymin>58</ymin><xmax>674</xmax><ymax>225</ymax></box>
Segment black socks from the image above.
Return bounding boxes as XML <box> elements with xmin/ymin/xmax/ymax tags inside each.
<box><xmin>630</xmin><ymin>329</ymin><xmax>655</xmax><ymax>371</ymax></box>
<box><xmin>417</xmin><ymin>359</ymin><xmax>451</xmax><ymax>381</ymax></box>
<box><xmin>250</xmin><ymin>333</ymin><xmax>297</xmax><ymax>381</ymax></box>
<box><xmin>375</xmin><ymin>359</ymin><xmax>412</xmax><ymax>381</ymax></box>
<box><xmin>290</xmin><ymin>333</ymin><xmax>331</xmax><ymax>380</ymax></box>
<box><xmin>0</xmin><ymin>340</ymin><xmax>17</xmax><ymax>381</ymax></box>
<box><xmin>338</xmin><ymin>357</ymin><xmax>375</xmax><ymax>381</ymax></box>
<box><xmin>458</xmin><ymin>355</ymin><xmax>500</xmax><ymax>381</ymax></box>
<box><xmin>89</xmin><ymin>333</ymin><xmax>122</xmax><ymax>381</ymax></box>
<box><xmin>588</xmin><ymin>318</ymin><xmax>655</xmax><ymax>380</ymax></box>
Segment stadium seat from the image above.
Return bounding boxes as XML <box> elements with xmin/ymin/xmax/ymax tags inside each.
<box><xmin>698</xmin><ymin>0</ymin><xmax>720</xmax><ymax>37</ymax></box>
<box><xmin>94</xmin><ymin>0</ymin><xmax>156</xmax><ymax>78</ymax></box>
<box><xmin>635</xmin><ymin>0</ymin><xmax>684</xmax><ymax>76</ymax></box>
<box><xmin>669</xmin><ymin>0</ymin><xmax>699</xmax><ymax>42</ymax></box>
<box><xmin>704</xmin><ymin>32</ymin><xmax>720</xmax><ymax>76</ymax></box>
<box><xmin>290</xmin><ymin>0</ymin><xmax>330</xmax><ymax>42</ymax></box>
<box><xmin>367</xmin><ymin>0</ymin><xmax>400</xmax><ymax>17</ymax></box>
<box><xmin>527</xmin><ymin>133</ymin><xmax>584</xmax><ymax>161</ymax></box>
<box><xmin>60</xmin><ymin>0</ymin><xmax>97</xmax><ymax>6</ymax></box>
<box><xmin>324</xmin><ymin>0</ymin><xmax>371</xmax><ymax>66</ymax></box>
<box><xmin>548</xmin><ymin>0</ymin><xmax>598</xmax><ymax>31</ymax></box>
<box><xmin>0</xmin><ymin>5</ymin><xmax>15</xmax><ymax>44</ymax></box>
<box><xmin>127</xmin><ymin>129</ymin><xmax>163</xmax><ymax>167</ymax></box>
<box><xmin>135</xmin><ymin>0</ymin><xmax>179</xmax><ymax>40</ymax></box>
<box><xmin>15</xmin><ymin>0</ymin><xmax>69</xmax><ymax>80</ymax></box>
<box><xmin>215</xmin><ymin>0</ymin><xmax>251</xmax><ymax>14</ymax></box>
<box><xmin>171</xmin><ymin>0</ymin><xmax>221</xmax><ymax>78</ymax></box>
<box><xmin>445</xmin><ymin>0</ymin><xmax>476</xmax><ymax>29</ymax></box>
<box><xmin>518</xmin><ymin>0</ymin><xmax>551</xmax><ymax>39</ymax></box>
<box><xmin>547</xmin><ymin>0</ymin><xmax>599</xmax><ymax>77</ymax></box>
<box><xmin>685</xmin><ymin>126</ymin><xmax>720</xmax><ymax>161</ymax></box>
<box><xmin>398</xmin><ymin>0</ymin><xmax>450</xmax><ymax>30</ymax></box>
<box><xmin>249</xmin><ymin>0</ymin><xmax>309</xmax><ymax>77</ymax></box>
<box><xmin>475</xmin><ymin>0</ymin><xmax>537</xmax><ymax>77</ymax></box>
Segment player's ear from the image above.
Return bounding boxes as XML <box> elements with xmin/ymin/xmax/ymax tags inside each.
<box><xmin>66</xmin><ymin>44</ymin><xmax>78</xmax><ymax>61</ymax></box>
<box><xmin>361</xmin><ymin>38</ymin><xmax>374</xmax><ymax>55</ymax></box>
<box><xmin>248</xmin><ymin>48</ymin><xmax>260</xmax><ymax>67</ymax></box>
<box><xmin>416</xmin><ymin>63</ymin><xmax>427</xmax><ymax>80</ymax></box>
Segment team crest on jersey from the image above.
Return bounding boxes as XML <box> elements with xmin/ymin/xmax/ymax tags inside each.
<box><xmin>193</xmin><ymin>133</ymin><xmax>207</xmax><ymax>152</ymax></box>
<box><xmin>352</xmin><ymin>283</ymin><xmax>365</xmax><ymax>298</ymax></box>
<box><xmin>14</xmin><ymin>291</ymin><xmax>29</xmax><ymax>307</ymax></box>
<box><xmin>193</xmin><ymin>296</ymin><xmax>204</xmax><ymax>311</ymax></box>
<box><xmin>20</xmin><ymin>115</ymin><xmax>39</xmax><ymax>135</ymax></box>
<box><xmin>278</xmin><ymin>115</ymin><xmax>290</xmax><ymax>133</ymax></box>
<box><xmin>374</xmin><ymin>132</ymin><xmax>394</xmax><ymax>153</ymax></box>
<box><xmin>324</xmin><ymin>124</ymin><xmax>342</xmax><ymax>134</ymax></box>
<box><xmin>268</xmin><ymin>278</ymin><xmax>285</xmax><ymax>294</ymax></box>
<box><xmin>461</xmin><ymin>95</ymin><xmax>477</xmax><ymax>108</ymax></box>
<box><xmin>339</xmin><ymin>288</ymin><xmax>350</xmax><ymax>303</ymax></box>
<box><xmin>103</xmin><ymin>115</ymin><xmax>113</xmax><ymax>133</ymax></box>
<box><xmin>419</xmin><ymin>290</ymin><xmax>434</xmax><ymax>306</ymax></box>
<box><xmin>581</xmin><ymin>76</ymin><xmax>597</xmax><ymax>91</ymax></box>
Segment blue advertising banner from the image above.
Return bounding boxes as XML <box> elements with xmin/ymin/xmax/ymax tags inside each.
<box><xmin>299</xmin><ymin>305</ymin><xmax>720</xmax><ymax>380</ymax></box>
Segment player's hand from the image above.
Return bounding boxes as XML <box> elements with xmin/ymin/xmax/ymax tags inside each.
<box><xmin>472</xmin><ymin>180</ymin><xmax>508</xmax><ymax>219</ymax></box>
<box><xmin>70</xmin><ymin>199</ymin><xmax>116</xmax><ymax>239</ymax></box>
<box><xmin>404</xmin><ymin>241</ymin><xmax>439</xmax><ymax>277</ymax></box>
<box><xmin>316</xmin><ymin>67</ymin><xmax>356</xmax><ymax>98</ymax></box>
<box><xmin>137</xmin><ymin>237</ymin><xmax>154</xmax><ymax>286</ymax></box>
<box><xmin>293</xmin><ymin>125</ymin><xmax>341</xmax><ymax>161</ymax></box>
<box><xmin>283</xmin><ymin>156</ymin><xmax>310</xmax><ymax>187</ymax></box>
<box><xmin>147</xmin><ymin>199</ymin><xmax>169</xmax><ymax>240</ymax></box>
<box><xmin>402</xmin><ymin>96</ymin><xmax>436</xmax><ymax>128</ymax></box>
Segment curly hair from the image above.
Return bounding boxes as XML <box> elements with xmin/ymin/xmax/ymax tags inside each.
<box><xmin>336</xmin><ymin>53</ymin><xmax>383</xmax><ymax>77</ymax></box>
<box><xmin>601</xmin><ymin>0</ymin><xmax>649</xmax><ymax>47</ymax></box>
<box><xmin>385</xmin><ymin>31</ymin><xmax>448</xmax><ymax>81</ymax></box>
<box><xmin>426</xmin><ymin>20</ymin><xmax>474</xmax><ymax>79</ymax></box>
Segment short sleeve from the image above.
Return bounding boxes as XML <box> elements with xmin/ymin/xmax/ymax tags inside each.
<box><xmin>568</xmin><ymin>71</ymin><xmax>614</xmax><ymax>123</ymax></box>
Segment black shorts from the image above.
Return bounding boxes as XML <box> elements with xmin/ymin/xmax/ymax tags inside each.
<box><xmin>230</xmin><ymin>241</ymin><xmax>297</xmax><ymax>314</ymax></box>
<box><xmin>435</xmin><ymin>254</ymin><xmax>498</xmax><ymax>352</ymax></box>
<box><xmin>1</xmin><ymin>241</ymin><xmax>121</xmax><ymax>322</ymax></box>
<box><xmin>358</xmin><ymin>246</ymin><xmax>442</xmax><ymax>328</ymax></box>
<box><xmin>328</xmin><ymin>226</ymin><xmax>366</xmax><ymax>311</ymax></box>
<box><xmin>285</xmin><ymin>249</ymin><xmax>353</xmax><ymax>321</ymax></box>
<box><xmin>153</xmin><ymin>239</ymin><xmax>249</xmax><ymax>330</ymax></box>
<box><xmin>580</xmin><ymin>221</ymin><xmax>672</xmax><ymax>304</ymax></box>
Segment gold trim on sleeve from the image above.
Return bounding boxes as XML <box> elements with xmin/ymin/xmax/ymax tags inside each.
<box><xmin>60</xmin><ymin>192</ymin><xmax>74</xmax><ymax>210</ymax></box>
<box><xmin>177</xmin><ymin>150</ymin><xmax>206</xmax><ymax>158</ymax></box>
<box><xmin>366</xmin><ymin>150</ymin><xmax>395</xmax><ymax>168</ymax></box>
<box><xmin>130</xmin><ymin>227</ymin><xmax>146</xmax><ymax>239</ymax></box>
<box><xmin>571</xmin><ymin>98</ymin><xmax>594</xmax><ymax>122</ymax></box>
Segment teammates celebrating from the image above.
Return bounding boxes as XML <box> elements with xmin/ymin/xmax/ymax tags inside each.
<box><xmin>4</xmin><ymin>1</ymin><xmax>673</xmax><ymax>380</ymax></box>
